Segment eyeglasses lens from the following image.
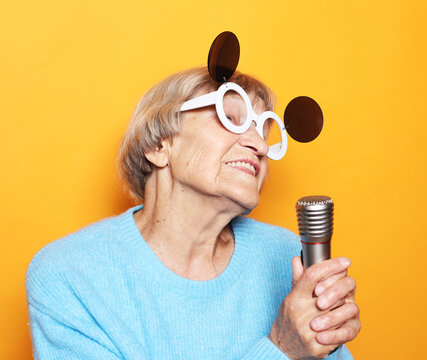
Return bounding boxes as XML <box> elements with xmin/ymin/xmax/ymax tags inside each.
<box><xmin>222</xmin><ymin>91</ymin><xmax>247</xmax><ymax>126</ymax></box>
<box><xmin>263</xmin><ymin>118</ymin><xmax>282</xmax><ymax>149</ymax></box>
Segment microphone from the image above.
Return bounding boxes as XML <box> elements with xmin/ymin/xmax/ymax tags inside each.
<box><xmin>296</xmin><ymin>196</ymin><xmax>333</xmax><ymax>268</ymax></box>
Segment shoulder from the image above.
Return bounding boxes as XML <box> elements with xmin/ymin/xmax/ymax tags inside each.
<box><xmin>232</xmin><ymin>217</ymin><xmax>301</xmax><ymax>294</ymax></box>
<box><xmin>27</xmin><ymin>214</ymin><xmax>116</xmax><ymax>274</ymax></box>
<box><xmin>25</xmin><ymin>207</ymin><xmax>138</xmax><ymax>306</ymax></box>
<box><xmin>233</xmin><ymin>216</ymin><xmax>300</xmax><ymax>247</ymax></box>
<box><xmin>232</xmin><ymin>216</ymin><xmax>301</xmax><ymax>259</ymax></box>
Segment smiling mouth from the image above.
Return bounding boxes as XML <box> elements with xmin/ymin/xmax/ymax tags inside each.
<box><xmin>226</xmin><ymin>161</ymin><xmax>257</xmax><ymax>176</ymax></box>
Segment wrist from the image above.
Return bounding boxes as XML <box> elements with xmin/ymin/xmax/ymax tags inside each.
<box><xmin>269</xmin><ymin>323</ymin><xmax>295</xmax><ymax>360</ymax></box>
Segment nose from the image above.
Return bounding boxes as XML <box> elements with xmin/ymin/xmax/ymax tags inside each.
<box><xmin>238</xmin><ymin>121</ymin><xmax>269</xmax><ymax>157</ymax></box>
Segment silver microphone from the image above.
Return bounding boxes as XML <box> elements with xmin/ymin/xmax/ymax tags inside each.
<box><xmin>296</xmin><ymin>195</ymin><xmax>333</xmax><ymax>268</ymax></box>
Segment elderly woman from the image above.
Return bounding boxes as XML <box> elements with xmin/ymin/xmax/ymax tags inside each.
<box><xmin>26</xmin><ymin>67</ymin><xmax>360</xmax><ymax>360</ymax></box>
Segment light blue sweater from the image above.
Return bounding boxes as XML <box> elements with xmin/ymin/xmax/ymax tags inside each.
<box><xmin>26</xmin><ymin>205</ymin><xmax>352</xmax><ymax>359</ymax></box>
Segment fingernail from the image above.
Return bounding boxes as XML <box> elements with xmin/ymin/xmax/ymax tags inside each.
<box><xmin>315</xmin><ymin>285</ymin><xmax>325</xmax><ymax>296</ymax></box>
<box><xmin>317</xmin><ymin>296</ymin><xmax>328</xmax><ymax>309</ymax></box>
<box><xmin>340</xmin><ymin>258</ymin><xmax>351</xmax><ymax>267</ymax></box>
<box><xmin>312</xmin><ymin>318</ymin><xmax>324</xmax><ymax>330</ymax></box>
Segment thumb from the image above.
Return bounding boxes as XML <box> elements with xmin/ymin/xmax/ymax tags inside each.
<box><xmin>292</xmin><ymin>256</ymin><xmax>304</xmax><ymax>287</ymax></box>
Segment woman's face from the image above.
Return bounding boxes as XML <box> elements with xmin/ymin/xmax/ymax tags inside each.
<box><xmin>167</xmin><ymin>91</ymin><xmax>270</xmax><ymax>212</ymax></box>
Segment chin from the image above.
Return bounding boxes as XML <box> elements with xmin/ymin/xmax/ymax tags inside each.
<box><xmin>241</xmin><ymin>206</ymin><xmax>255</xmax><ymax>216</ymax></box>
<box><xmin>228</xmin><ymin>188</ymin><xmax>260</xmax><ymax>215</ymax></box>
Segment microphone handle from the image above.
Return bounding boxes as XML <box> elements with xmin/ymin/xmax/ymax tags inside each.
<box><xmin>301</xmin><ymin>238</ymin><xmax>331</xmax><ymax>268</ymax></box>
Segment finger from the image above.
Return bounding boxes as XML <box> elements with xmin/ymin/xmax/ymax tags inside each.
<box><xmin>295</xmin><ymin>257</ymin><xmax>351</xmax><ymax>298</ymax></box>
<box><xmin>314</xmin><ymin>270</ymin><xmax>347</xmax><ymax>296</ymax></box>
<box><xmin>330</xmin><ymin>298</ymin><xmax>346</xmax><ymax>311</ymax></box>
<box><xmin>305</xmin><ymin>342</ymin><xmax>338</xmax><ymax>359</ymax></box>
<box><xmin>315</xmin><ymin>320</ymin><xmax>360</xmax><ymax>345</ymax></box>
<box><xmin>316</xmin><ymin>276</ymin><xmax>356</xmax><ymax>310</ymax></box>
<box><xmin>345</xmin><ymin>293</ymin><xmax>357</xmax><ymax>304</ymax></box>
<box><xmin>311</xmin><ymin>303</ymin><xmax>359</xmax><ymax>331</ymax></box>
<box><xmin>336</xmin><ymin>287</ymin><xmax>357</xmax><ymax>309</ymax></box>
<box><xmin>291</xmin><ymin>256</ymin><xmax>304</xmax><ymax>287</ymax></box>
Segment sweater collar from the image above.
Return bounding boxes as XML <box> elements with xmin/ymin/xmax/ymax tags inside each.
<box><xmin>117</xmin><ymin>205</ymin><xmax>253</xmax><ymax>298</ymax></box>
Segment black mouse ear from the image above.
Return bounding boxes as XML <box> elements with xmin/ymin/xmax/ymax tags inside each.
<box><xmin>208</xmin><ymin>31</ymin><xmax>240</xmax><ymax>83</ymax></box>
<box><xmin>283</xmin><ymin>96</ymin><xmax>324</xmax><ymax>143</ymax></box>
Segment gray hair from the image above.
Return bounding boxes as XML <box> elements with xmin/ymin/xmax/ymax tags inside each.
<box><xmin>117</xmin><ymin>67</ymin><xmax>275</xmax><ymax>202</ymax></box>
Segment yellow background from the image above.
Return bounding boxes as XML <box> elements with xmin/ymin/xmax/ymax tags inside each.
<box><xmin>1</xmin><ymin>0</ymin><xmax>426</xmax><ymax>358</ymax></box>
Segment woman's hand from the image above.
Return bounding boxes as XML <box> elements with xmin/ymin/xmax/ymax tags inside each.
<box><xmin>269</xmin><ymin>257</ymin><xmax>361</xmax><ymax>359</ymax></box>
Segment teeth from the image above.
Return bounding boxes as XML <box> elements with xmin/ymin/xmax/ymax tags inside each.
<box><xmin>227</xmin><ymin>161</ymin><xmax>256</xmax><ymax>176</ymax></box>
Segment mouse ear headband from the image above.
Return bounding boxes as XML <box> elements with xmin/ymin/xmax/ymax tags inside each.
<box><xmin>208</xmin><ymin>31</ymin><xmax>324</xmax><ymax>144</ymax></box>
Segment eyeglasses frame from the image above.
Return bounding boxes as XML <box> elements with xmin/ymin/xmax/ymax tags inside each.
<box><xmin>180</xmin><ymin>82</ymin><xmax>287</xmax><ymax>160</ymax></box>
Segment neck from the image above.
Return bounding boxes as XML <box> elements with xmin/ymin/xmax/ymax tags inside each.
<box><xmin>133</xmin><ymin>170</ymin><xmax>243</xmax><ymax>280</ymax></box>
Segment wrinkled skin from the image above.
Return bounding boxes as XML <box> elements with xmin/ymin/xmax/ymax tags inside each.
<box><xmin>269</xmin><ymin>257</ymin><xmax>361</xmax><ymax>359</ymax></box>
<box><xmin>141</xmin><ymin>91</ymin><xmax>361</xmax><ymax>354</ymax></box>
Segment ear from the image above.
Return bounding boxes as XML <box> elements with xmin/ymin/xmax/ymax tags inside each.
<box><xmin>144</xmin><ymin>139</ymin><xmax>170</xmax><ymax>168</ymax></box>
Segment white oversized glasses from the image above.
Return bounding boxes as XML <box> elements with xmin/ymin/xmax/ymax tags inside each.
<box><xmin>180</xmin><ymin>82</ymin><xmax>288</xmax><ymax>160</ymax></box>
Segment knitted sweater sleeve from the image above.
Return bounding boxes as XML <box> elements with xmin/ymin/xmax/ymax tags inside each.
<box><xmin>26</xmin><ymin>248</ymin><xmax>127</xmax><ymax>360</ymax></box>
<box><xmin>25</xmin><ymin>240</ymin><xmax>149</xmax><ymax>360</ymax></box>
<box><xmin>27</xmin><ymin>304</ymin><xmax>123</xmax><ymax>360</ymax></box>
<box><xmin>242</xmin><ymin>337</ymin><xmax>353</xmax><ymax>359</ymax></box>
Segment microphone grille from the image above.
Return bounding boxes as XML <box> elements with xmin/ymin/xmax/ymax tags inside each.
<box><xmin>296</xmin><ymin>195</ymin><xmax>333</xmax><ymax>208</ymax></box>
<box><xmin>296</xmin><ymin>195</ymin><xmax>333</xmax><ymax>238</ymax></box>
